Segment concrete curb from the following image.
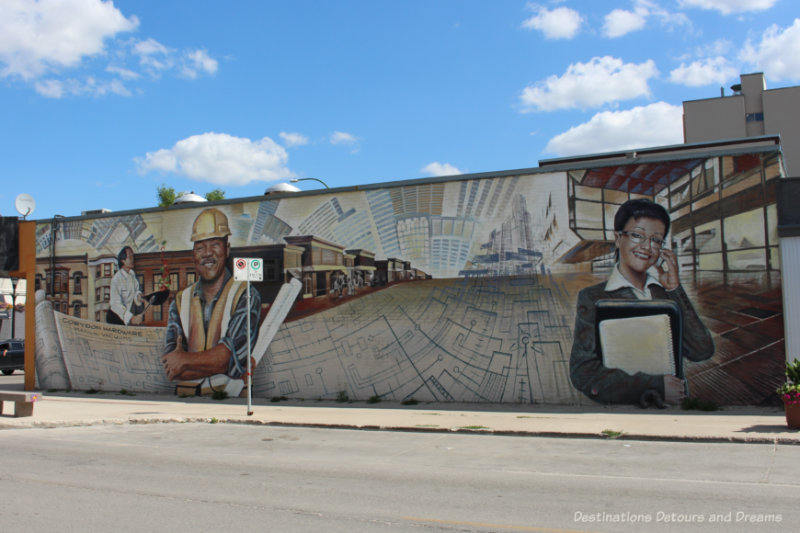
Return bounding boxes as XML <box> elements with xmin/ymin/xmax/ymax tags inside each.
<box><xmin>1</xmin><ymin>388</ymin><xmax>798</xmax><ymax>444</ymax></box>
<box><xmin>4</xmin><ymin>411</ymin><xmax>799</xmax><ymax>445</ymax></box>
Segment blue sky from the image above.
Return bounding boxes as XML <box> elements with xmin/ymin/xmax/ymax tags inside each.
<box><xmin>1</xmin><ymin>0</ymin><xmax>799</xmax><ymax>220</ymax></box>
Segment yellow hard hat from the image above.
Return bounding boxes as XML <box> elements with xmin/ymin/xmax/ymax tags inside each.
<box><xmin>190</xmin><ymin>208</ymin><xmax>231</xmax><ymax>242</ymax></box>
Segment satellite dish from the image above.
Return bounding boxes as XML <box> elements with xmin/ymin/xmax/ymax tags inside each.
<box><xmin>15</xmin><ymin>193</ymin><xmax>36</xmax><ymax>219</ymax></box>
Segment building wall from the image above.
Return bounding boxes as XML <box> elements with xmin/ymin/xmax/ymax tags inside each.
<box><xmin>764</xmin><ymin>86</ymin><xmax>800</xmax><ymax>176</ymax></box>
<box><xmin>683</xmin><ymin>96</ymin><xmax>746</xmax><ymax>144</ymax></box>
<box><xmin>33</xmin><ymin>146</ymin><xmax>788</xmax><ymax>406</ymax></box>
<box><xmin>684</xmin><ymin>73</ymin><xmax>800</xmax><ymax>176</ymax></box>
<box><xmin>780</xmin><ymin>236</ymin><xmax>800</xmax><ymax>364</ymax></box>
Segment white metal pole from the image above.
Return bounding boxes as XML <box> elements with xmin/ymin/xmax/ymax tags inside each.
<box><xmin>246</xmin><ymin>280</ymin><xmax>253</xmax><ymax>416</ymax></box>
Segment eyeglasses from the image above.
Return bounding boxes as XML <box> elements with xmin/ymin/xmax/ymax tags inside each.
<box><xmin>619</xmin><ymin>231</ymin><xmax>666</xmax><ymax>249</ymax></box>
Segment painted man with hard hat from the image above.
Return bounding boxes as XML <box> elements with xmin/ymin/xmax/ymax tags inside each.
<box><xmin>161</xmin><ymin>207</ymin><xmax>260</xmax><ymax>392</ymax></box>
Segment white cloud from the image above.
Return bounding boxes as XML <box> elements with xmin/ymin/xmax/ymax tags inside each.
<box><xmin>0</xmin><ymin>0</ymin><xmax>217</xmax><ymax>96</ymax></box>
<box><xmin>696</xmin><ymin>38</ymin><xmax>733</xmax><ymax>57</ymax></box>
<box><xmin>34</xmin><ymin>76</ymin><xmax>132</xmax><ymax>99</ymax></box>
<box><xmin>106</xmin><ymin>65</ymin><xmax>140</xmax><ymax>80</ymax></box>
<box><xmin>279</xmin><ymin>132</ymin><xmax>309</xmax><ymax>148</ymax></box>
<box><xmin>519</xmin><ymin>56</ymin><xmax>658</xmax><ymax>112</ymax></box>
<box><xmin>34</xmin><ymin>79</ymin><xmax>64</xmax><ymax>99</ymax></box>
<box><xmin>131</xmin><ymin>39</ymin><xmax>219</xmax><ymax>81</ymax></box>
<box><xmin>330</xmin><ymin>131</ymin><xmax>360</xmax><ymax>153</ymax></box>
<box><xmin>136</xmin><ymin>132</ymin><xmax>293</xmax><ymax>186</ymax></box>
<box><xmin>133</xmin><ymin>38</ymin><xmax>172</xmax><ymax>74</ymax></box>
<box><xmin>603</xmin><ymin>1</ymin><xmax>691</xmax><ymax>38</ymax></box>
<box><xmin>0</xmin><ymin>0</ymin><xmax>138</xmax><ymax>80</ymax></box>
<box><xmin>678</xmin><ymin>0</ymin><xmax>777</xmax><ymax>15</ymax></box>
<box><xmin>330</xmin><ymin>131</ymin><xmax>357</xmax><ymax>145</ymax></box>
<box><xmin>422</xmin><ymin>162</ymin><xmax>463</xmax><ymax>177</ymax></box>
<box><xmin>603</xmin><ymin>8</ymin><xmax>647</xmax><ymax>38</ymax></box>
<box><xmin>521</xmin><ymin>5</ymin><xmax>583</xmax><ymax>40</ymax></box>
<box><xmin>544</xmin><ymin>102</ymin><xmax>683</xmax><ymax>156</ymax></box>
<box><xmin>669</xmin><ymin>56</ymin><xmax>739</xmax><ymax>87</ymax></box>
<box><xmin>740</xmin><ymin>19</ymin><xmax>800</xmax><ymax>82</ymax></box>
<box><xmin>182</xmin><ymin>49</ymin><xmax>218</xmax><ymax>79</ymax></box>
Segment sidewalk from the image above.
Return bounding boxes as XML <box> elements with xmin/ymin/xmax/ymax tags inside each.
<box><xmin>1</xmin><ymin>385</ymin><xmax>798</xmax><ymax>444</ymax></box>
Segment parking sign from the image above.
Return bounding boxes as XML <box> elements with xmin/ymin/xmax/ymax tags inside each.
<box><xmin>233</xmin><ymin>257</ymin><xmax>263</xmax><ymax>281</ymax></box>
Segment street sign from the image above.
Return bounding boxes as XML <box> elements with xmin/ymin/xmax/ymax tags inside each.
<box><xmin>233</xmin><ymin>257</ymin><xmax>263</xmax><ymax>282</ymax></box>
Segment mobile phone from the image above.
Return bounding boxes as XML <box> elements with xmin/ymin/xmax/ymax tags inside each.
<box><xmin>655</xmin><ymin>256</ymin><xmax>665</xmax><ymax>268</ymax></box>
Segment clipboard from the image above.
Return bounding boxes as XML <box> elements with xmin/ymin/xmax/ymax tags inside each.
<box><xmin>595</xmin><ymin>299</ymin><xmax>684</xmax><ymax>378</ymax></box>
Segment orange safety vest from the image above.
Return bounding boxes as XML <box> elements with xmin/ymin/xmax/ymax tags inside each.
<box><xmin>175</xmin><ymin>278</ymin><xmax>246</xmax><ymax>352</ymax></box>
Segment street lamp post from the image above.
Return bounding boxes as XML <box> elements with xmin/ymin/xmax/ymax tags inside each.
<box><xmin>290</xmin><ymin>177</ymin><xmax>330</xmax><ymax>189</ymax></box>
<box><xmin>10</xmin><ymin>278</ymin><xmax>18</xmax><ymax>339</ymax></box>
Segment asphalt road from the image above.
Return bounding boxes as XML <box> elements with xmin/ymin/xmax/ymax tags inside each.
<box><xmin>1</xmin><ymin>423</ymin><xmax>798</xmax><ymax>532</ymax></box>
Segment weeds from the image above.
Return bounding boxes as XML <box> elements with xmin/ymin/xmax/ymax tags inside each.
<box><xmin>681</xmin><ymin>397</ymin><xmax>720</xmax><ymax>411</ymax></box>
<box><xmin>212</xmin><ymin>390</ymin><xmax>229</xmax><ymax>401</ymax></box>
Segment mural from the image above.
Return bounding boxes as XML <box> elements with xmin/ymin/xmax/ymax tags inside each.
<box><xmin>33</xmin><ymin>146</ymin><xmax>787</xmax><ymax>406</ymax></box>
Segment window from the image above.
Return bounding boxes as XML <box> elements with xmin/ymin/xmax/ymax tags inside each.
<box><xmin>73</xmin><ymin>273</ymin><xmax>82</xmax><ymax>295</ymax></box>
<box><xmin>169</xmin><ymin>272</ymin><xmax>180</xmax><ymax>291</ymax></box>
<box><xmin>264</xmin><ymin>259</ymin><xmax>278</xmax><ymax>282</ymax></box>
<box><xmin>724</xmin><ymin>208</ymin><xmax>765</xmax><ymax>251</ymax></box>
<box><xmin>72</xmin><ymin>301</ymin><xmax>82</xmax><ymax>318</ymax></box>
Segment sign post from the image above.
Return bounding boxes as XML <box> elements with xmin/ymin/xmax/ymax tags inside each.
<box><xmin>233</xmin><ymin>257</ymin><xmax>262</xmax><ymax>416</ymax></box>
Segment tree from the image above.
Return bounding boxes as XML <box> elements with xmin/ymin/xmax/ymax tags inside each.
<box><xmin>157</xmin><ymin>184</ymin><xmax>176</xmax><ymax>207</ymax></box>
<box><xmin>205</xmin><ymin>188</ymin><xmax>225</xmax><ymax>201</ymax></box>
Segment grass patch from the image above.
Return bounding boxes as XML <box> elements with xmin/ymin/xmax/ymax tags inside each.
<box><xmin>367</xmin><ymin>395</ymin><xmax>382</xmax><ymax>404</ymax></box>
<box><xmin>270</xmin><ymin>396</ymin><xmax>288</xmax><ymax>403</ymax></box>
<box><xmin>460</xmin><ymin>425</ymin><xmax>489</xmax><ymax>430</ymax></box>
<box><xmin>336</xmin><ymin>390</ymin><xmax>349</xmax><ymax>403</ymax></box>
<box><xmin>415</xmin><ymin>424</ymin><xmax>439</xmax><ymax>428</ymax></box>
<box><xmin>681</xmin><ymin>397</ymin><xmax>721</xmax><ymax>411</ymax></box>
<box><xmin>209</xmin><ymin>417</ymin><xmax>219</xmax><ymax>424</ymax></box>
<box><xmin>85</xmin><ymin>388</ymin><xmax>101</xmax><ymax>394</ymax></box>
<box><xmin>212</xmin><ymin>390</ymin><xmax>229</xmax><ymax>401</ymax></box>
<box><xmin>601</xmin><ymin>429</ymin><xmax>623</xmax><ymax>439</ymax></box>
<box><xmin>400</xmin><ymin>398</ymin><xmax>419</xmax><ymax>406</ymax></box>
<box><xmin>118</xmin><ymin>389</ymin><xmax>136</xmax><ymax>396</ymax></box>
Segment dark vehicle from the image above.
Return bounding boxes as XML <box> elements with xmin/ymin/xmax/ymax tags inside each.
<box><xmin>0</xmin><ymin>339</ymin><xmax>24</xmax><ymax>375</ymax></box>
